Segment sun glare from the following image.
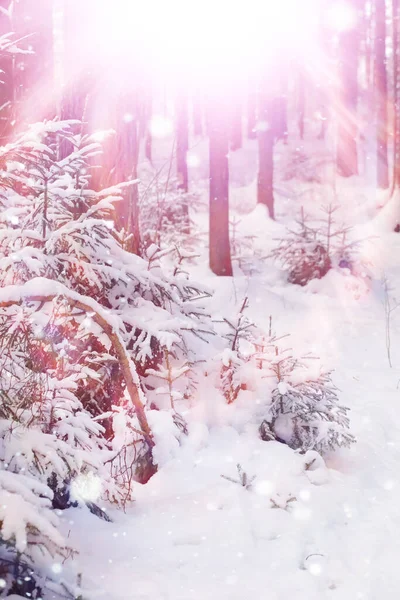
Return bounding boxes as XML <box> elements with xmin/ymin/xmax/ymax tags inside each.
<box><xmin>82</xmin><ymin>0</ymin><xmax>322</xmax><ymax>78</ymax></box>
<box><xmin>327</xmin><ymin>1</ymin><xmax>358</xmax><ymax>32</ymax></box>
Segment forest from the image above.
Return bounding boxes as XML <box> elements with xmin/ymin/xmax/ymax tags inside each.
<box><xmin>0</xmin><ymin>0</ymin><xmax>399</xmax><ymax>598</ymax></box>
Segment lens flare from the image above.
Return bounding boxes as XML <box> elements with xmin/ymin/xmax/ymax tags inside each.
<box><xmin>327</xmin><ymin>1</ymin><xmax>358</xmax><ymax>32</ymax></box>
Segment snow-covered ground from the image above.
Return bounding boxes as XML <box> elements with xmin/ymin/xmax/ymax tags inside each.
<box><xmin>60</xmin><ymin>156</ymin><xmax>400</xmax><ymax>599</ymax></box>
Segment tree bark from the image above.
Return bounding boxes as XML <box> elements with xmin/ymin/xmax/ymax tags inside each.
<box><xmin>114</xmin><ymin>94</ymin><xmax>141</xmax><ymax>255</ymax></box>
<box><xmin>209</xmin><ymin>98</ymin><xmax>233</xmax><ymax>276</ymax></box>
<box><xmin>375</xmin><ymin>0</ymin><xmax>389</xmax><ymax>188</ymax></box>
<box><xmin>193</xmin><ymin>92</ymin><xmax>203</xmax><ymax>137</ymax></box>
<box><xmin>336</xmin><ymin>1</ymin><xmax>361</xmax><ymax>177</ymax></box>
<box><xmin>13</xmin><ymin>0</ymin><xmax>55</xmax><ymax>127</ymax></box>
<box><xmin>176</xmin><ymin>92</ymin><xmax>189</xmax><ymax>192</ymax></box>
<box><xmin>247</xmin><ymin>90</ymin><xmax>257</xmax><ymax>139</ymax></box>
<box><xmin>0</xmin><ymin>1</ymin><xmax>14</xmax><ymax>143</ymax></box>
<box><xmin>257</xmin><ymin>89</ymin><xmax>275</xmax><ymax>218</ymax></box>
<box><xmin>392</xmin><ymin>0</ymin><xmax>400</xmax><ymax>192</ymax></box>
<box><xmin>298</xmin><ymin>70</ymin><xmax>306</xmax><ymax>140</ymax></box>
<box><xmin>230</xmin><ymin>101</ymin><xmax>243</xmax><ymax>150</ymax></box>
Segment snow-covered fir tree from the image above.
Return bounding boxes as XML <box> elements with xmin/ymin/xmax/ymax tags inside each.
<box><xmin>0</xmin><ymin>119</ymin><xmax>213</xmax><ymax>593</ymax></box>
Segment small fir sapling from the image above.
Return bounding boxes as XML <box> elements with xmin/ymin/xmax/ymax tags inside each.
<box><xmin>0</xmin><ymin>120</ymin><xmax>214</xmax><ymax>490</ymax></box>
<box><xmin>229</xmin><ymin>215</ymin><xmax>258</xmax><ymax>273</ymax></box>
<box><xmin>146</xmin><ymin>348</ymin><xmax>190</xmax><ymax>415</ymax></box>
<box><xmin>0</xmin><ymin>459</ymin><xmax>74</xmax><ymax>597</ymax></box>
<box><xmin>271</xmin><ymin>205</ymin><xmax>357</xmax><ymax>286</ymax></box>
<box><xmin>138</xmin><ymin>172</ymin><xmax>199</xmax><ymax>249</ymax></box>
<box><xmin>219</xmin><ymin>297</ymin><xmax>254</xmax><ymax>404</ymax></box>
<box><xmin>259</xmin><ymin>339</ymin><xmax>355</xmax><ymax>453</ymax></box>
<box><xmin>221</xmin><ymin>464</ymin><xmax>256</xmax><ymax>490</ymax></box>
<box><xmin>281</xmin><ymin>145</ymin><xmax>332</xmax><ymax>183</ymax></box>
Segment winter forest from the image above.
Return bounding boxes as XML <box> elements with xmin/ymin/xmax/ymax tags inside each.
<box><xmin>1</xmin><ymin>0</ymin><xmax>400</xmax><ymax>597</ymax></box>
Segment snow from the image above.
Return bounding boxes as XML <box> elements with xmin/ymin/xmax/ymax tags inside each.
<box><xmin>62</xmin><ymin>199</ymin><xmax>400</xmax><ymax>598</ymax></box>
<box><xmin>1</xmin><ymin>116</ymin><xmax>400</xmax><ymax>598</ymax></box>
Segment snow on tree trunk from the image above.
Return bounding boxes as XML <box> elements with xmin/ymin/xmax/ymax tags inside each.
<box><xmin>209</xmin><ymin>97</ymin><xmax>233</xmax><ymax>276</ymax></box>
<box><xmin>375</xmin><ymin>0</ymin><xmax>389</xmax><ymax>188</ymax></box>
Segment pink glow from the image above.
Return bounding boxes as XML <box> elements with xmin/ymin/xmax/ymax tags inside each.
<box><xmin>73</xmin><ymin>0</ymin><xmax>322</xmax><ymax>81</ymax></box>
<box><xmin>326</xmin><ymin>2</ymin><xmax>358</xmax><ymax>32</ymax></box>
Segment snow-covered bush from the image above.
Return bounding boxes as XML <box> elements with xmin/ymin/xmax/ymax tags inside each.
<box><xmin>258</xmin><ymin>342</ymin><xmax>355</xmax><ymax>453</ymax></box>
<box><xmin>271</xmin><ymin>205</ymin><xmax>357</xmax><ymax>286</ymax></box>
<box><xmin>138</xmin><ymin>170</ymin><xmax>200</xmax><ymax>250</ymax></box>
<box><xmin>218</xmin><ymin>298</ymin><xmax>255</xmax><ymax>404</ymax></box>
<box><xmin>281</xmin><ymin>145</ymin><xmax>332</xmax><ymax>183</ymax></box>
<box><xmin>0</xmin><ymin>468</ymin><xmax>69</xmax><ymax>598</ymax></box>
<box><xmin>213</xmin><ymin>299</ymin><xmax>354</xmax><ymax>454</ymax></box>
<box><xmin>0</xmin><ymin>120</ymin><xmax>213</xmax><ymax>498</ymax></box>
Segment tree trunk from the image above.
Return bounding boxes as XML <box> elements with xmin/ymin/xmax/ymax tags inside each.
<box><xmin>257</xmin><ymin>89</ymin><xmax>275</xmax><ymax>218</ymax></box>
<box><xmin>193</xmin><ymin>93</ymin><xmax>203</xmax><ymax>137</ymax></box>
<box><xmin>59</xmin><ymin>0</ymin><xmax>96</xmax><ymax>158</ymax></box>
<box><xmin>247</xmin><ymin>90</ymin><xmax>257</xmax><ymax>139</ymax></box>
<box><xmin>114</xmin><ymin>94</ymin><xmax>141</xmax><ymax>255</ymax></box>
<box><xmin>336</xmin><ymin>1</ymin><xmax>360</xmax><ymax>177</ymax></box>
<box><xmin>392</xmin><ymin>0</ymin><xmax>400</xmax><ymax>192</ymax></box>
<box><xmin>176</xmin><ymin>92</ymin><xmax>189</xmax><ymax>192</ymax></box>
<box><xmin>375</xmin><ymin>0</ymin><xmax>389</xmax><ymax>188</ymax></box>
<box><xmin>230</xmin><ymin>101</ymin><xmax>243</xmax><ymax>150</ymax></box>
<box><xmin>209</xmin><ymin>100</ymin><xmax>233</xmax><ymax>276</ymax></box>
<box><xmin>0</xmin><ymin>1</ymin><xmax>14</xmax><ymax>143</ymax></box>
<box><xmin>13</xmin><ymin>0</ymin><xmax>55</xmax><ymax>127</ymax></box>
<box><xmin>298</xmin><ymin>70</ymin><xmax>306</xmax><ymax>140</ymax></box>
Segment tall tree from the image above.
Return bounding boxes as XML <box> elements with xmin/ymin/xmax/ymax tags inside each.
<box><xmin>257</xmin><ymin>84</ymin><xmax>275</xmax><ymax>218</ymax></box>
<box><xmin>176</xmin><ymin>92</ymin><xmax>189</xmax><ymax>192</ymax></box>
<box><xmin>0</xmin><ymin>1</ymin><xmax>14</xmax><ymax>143</ymax></box>
<box><xmin>114</xmin><ymin>94</ymin><xmax>141</xmax><ymax>255</ymax></box>
<box><xmin>298</xmin><ymin>69</ymin><xmax>306</xmax><ymax>140</ymax></box>
<box><xmin>375</xmin><ymin>0</ymin><xmax>389</xmax><ymax>188</ymax></box>
<box><xmin>336</xmin><ymin>0</ymin><xmax>361</xmax><ymax>177</ymax></box>
<box><xmin>230</xmin><ymin>100</ymin><xmax>243</xmax><ymax>150</ymax></box>
<box><xmin>208</xmin><ymin>97</ymin><xmax>233</xmax><ymax>276</ymax></box>
<box><xmin>247</xmin><ymin>89</ymin><xmax>257</xmax><ymax>139</ymax></box>
<box><xmin>193</xmin><ymin>90</ymin><xmax>203</xmax><ymax>137</ymax></box>
<box><xmin>13</xmin><ymin>0</ymin><xmax>54</xmax><ymax>127</ymax></box>
<box><xmin>392</xmin><ymin>0</ymin><xmax>400</xmax><ymax>192</ymax></box>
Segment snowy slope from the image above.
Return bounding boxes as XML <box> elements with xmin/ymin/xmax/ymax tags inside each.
<box><xmin>60</xmin><ymin>200</ymin><xmax>400</xmax><ymax>599</ymax></box>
